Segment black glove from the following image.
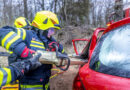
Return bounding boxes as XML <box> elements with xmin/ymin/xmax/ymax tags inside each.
<box><xmin>10</xmin><ymin>53</ymin><xmax>41</xmax><ymax>79</ymax></box>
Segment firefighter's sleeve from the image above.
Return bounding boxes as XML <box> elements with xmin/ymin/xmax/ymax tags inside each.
<box><xmin>0</xmin><ymin>66</ymin><xmax>16</xmax><ymax>87</ymax></box>
<box><xmin>58</xmin><ymin>43</ymin><xmax>65</xmax><ymax>54</ymax></box>
<box><xmin>0</xmin><ymin>27</ymin><xmax>27</xmax><ymax>56</ymax></box>
<box><xmin>14</xmin><ymin>28</ymin><xmax>27</xmax><ymax>41</ymax></box>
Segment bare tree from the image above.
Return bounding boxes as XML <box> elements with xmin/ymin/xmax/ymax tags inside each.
<box><xmin>41</xmin><ymin>0</ymin><xmax>45</xmax><ymax>10</ymax></box>
<box><xmin>54</xmin><ymin>0</ymin><xmax>57</xmax><ymax>13</ymax></box>
<box><xmin>3</xmin><ymin>0</ymin><xmax>7</xmax><ymax>25</ymax></box>
<box><xmin>114</xmin><ymin>0</ymin><xmax>123</xmax><ymax>21</ymax></box>
<box><xmin>23</xmin><ymin>0</ymin><xmax>28</xmax><ymax>18</ymax></box>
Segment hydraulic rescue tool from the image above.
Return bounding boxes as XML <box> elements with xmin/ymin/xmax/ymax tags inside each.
<box><xmin>0</xmin><ymin>44</ymin><xmax>87</xmax><ymax>71</ymax></box>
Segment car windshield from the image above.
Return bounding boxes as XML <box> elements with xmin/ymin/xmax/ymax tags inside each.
<box><xmin>99</xmin><ymin>24</ymin><xmax>130</xmax><ymax>71</ymax></box>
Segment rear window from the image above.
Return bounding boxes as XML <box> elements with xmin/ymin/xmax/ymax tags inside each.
<box><xmin>90</xmin><ymin>24</ymin><xmax>130</xmax><ymax>78</ymax></box>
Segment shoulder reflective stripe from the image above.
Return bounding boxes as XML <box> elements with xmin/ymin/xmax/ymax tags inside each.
<box><xmin>6</xmin><ymin>34</ymin><xmax>21</xmax><ymax>50</ymax></box>
<box><xmin>17</xmin><ymin>28</ymin><xmax>26</xmax><ymax>40</ymax></box>
<box><xmin>0</xmin><ymin>70</ymin><xmax>4</xmax><ymax>86</ymax></box>
<box><xmin>21</xmin><ymin>28</ymin><xmax>26</xmax><ymax>40</ymax></box>
<box><xmin>62</xmin><ymin>48</ymin><xmax>65</xmax><ymax>53</ymax></box>
<box><xmin>0</xmin><ymin>68</ymin><xmax>7</xmax><ymax>86</ymax></box>
<box><xmin>3</xmin><ymin>68</ymin><xmax>12</xmax><ymax>85</ymax></box>
<box><xmin>30</xmin><ymin>44</ymin><xmax>45</xmax><ymax>49</ymax></box>
<box><xmin>2</xmin><ymin>32</ymin><xmax>15</xmax><ymax>47</ymax></box>
<box><xmin>17</xmin><ymin>28</ymin><xmax>21</xmax><ymax>36</ymax></box>
<box><xmin>31</xmin><ymin>41</ymin><xmax>44</xmax><ymax>45</ymax></box>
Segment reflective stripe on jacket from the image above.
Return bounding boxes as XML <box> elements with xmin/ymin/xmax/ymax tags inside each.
<box><xmin>20</xmin><ymin>83</ymin><xmax>50</xmax><ymax>90</ymax></box>
<box><xmin>0</xmin><ymin>26</ymin><xmax>27</xmax><ymax>56</ymax></box>
<box><xmin>0</xmin><ymin>67</ymin><xmax>16</xmax><ymax>87</ymax></box>
<box><xmin>16</xmin><ymin>28</ymin><xmax>26</xmax><ymax>40</ymax></box>
<box><xmin>30</xmin><ymin>40</ymin><xmax>45</xmax><ymax>51</ymax></box>
<box><xmin>20</xmin><ymin>85</ymin><xmax>43</xmax><ymax>90</ymax></box>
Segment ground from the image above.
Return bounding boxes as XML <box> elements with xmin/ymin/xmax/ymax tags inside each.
<box><xmin>50</xmin><ymin>66</ymin><xmax>79</xmax><ymax>90</ymax></box>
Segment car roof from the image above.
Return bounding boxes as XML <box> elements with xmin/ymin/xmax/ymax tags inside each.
<box><xmin>104</xmin><ymin>17</ymin><xmax>130</xmax><ymax>34</ymax></box>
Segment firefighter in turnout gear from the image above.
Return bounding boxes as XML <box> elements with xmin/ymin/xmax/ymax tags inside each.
<box><xmin>8</xmin><ymin>17</ymin><xmax>32</xmax><ymax>65</ymax></box>
<box><xmin>0</xmin><ymin>53</ymin><xmax>41</xmax><ymax>88</ymax></box>
<box><xmin>0</xmin><ymin>11</ymin><xmax>65</xmax><ymax>90</ymax></box>
<box><xmin>14</xmin><ymin>17</ymin><xmax>32</xmax><ymax>30</ymax></box>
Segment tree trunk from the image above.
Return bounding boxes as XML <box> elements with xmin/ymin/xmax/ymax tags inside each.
<box><xmin>41</xmin><ymin>0</ymin><xmax>45</xmax><ymax>10</ymax></box>
<box><xmin>54</xmin><ymin>0</ymin><xmax>57</xmax><ymax>13</ymax></box>
<box><xmin>3</xmin><ymin>0</ymin><xmax>6</xmax><ymax>25</ymax></box>
<box><xmin>23</xmin><ymin>0</ymin><xmax>28</xmax><ymax>18</ymax></box>
<box><xmin>114</xmin><ymin>0</ymin><xmax>123</xmax><ymax>21</ymax></box>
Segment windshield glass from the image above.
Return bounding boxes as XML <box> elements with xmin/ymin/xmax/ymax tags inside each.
<box><xmin>99</xmin><ymin>24</ymin><xmax>130</xmax><ymax>71</ymax></box>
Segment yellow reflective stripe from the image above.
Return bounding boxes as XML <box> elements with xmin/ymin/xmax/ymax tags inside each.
<box><xmin>0</xmin><ymin>70</ymin><xmax>4</xmax><ymax>86</ymax></box>
<box><xmin>6</xmin><ymin>35</ymin><xmax>21</xmax><ymax>50</ymax></box>
<box><xmin>31</xmin><ymin>41</ymin><xmax>44</xmax><ymax>45</ymax></box>
<box><xmin>20</xmin><ymin>85</ymin><xmax>43</xmax><ymax>88</ymax></box>
<box><xmin>17</xmin><ymin>28</ymin><xmax>26</xmax><ymax>40</ymax></box>
<box><xmin>17</xmin><ymin>28</ymin><xmax>21</xmax><ymax>36</ymax></box>
<box><xmin>45</xmin><ymin>83</ymin><xmax>50</xmax><ymax>90</ymax></box>
<box><xmin>21</xmin><ymin>28</ymin><xmax>26</xmax><ymax>40</ymax></box>
<box><xmin>62</xmin><ymin>48</ymin><xmax>65</xmax><ymax>53</ymax></box>
<box><xmin>9</xmin><ymin>51</ymin><xmax>13</xmax><ymax>54</ymax></box>
<box><xmin>7</xmin><ymin>50</ymin><xmax>13</xmax><ymax>54</ymax></box>
<box><xmin>3</xmin><ymin>68</ymin><xmax>12</xmax><ymax>84</ymax></box>
<box><xmin>30</xmin><ymin>44</ymin><xmax>45</xmax><ymax>49</ymax></box>
<box><xmin>1</xmin><ymin>32</ymin><xmax>15</xmax><ymax>47</ymax></box>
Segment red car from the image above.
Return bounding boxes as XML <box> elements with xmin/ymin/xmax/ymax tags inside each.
<box><xmin>72</xmin><ymin>17</ymin><xmax>130</xmax><ymax>90</ymax></box>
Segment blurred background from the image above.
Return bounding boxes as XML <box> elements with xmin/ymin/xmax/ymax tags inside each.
<box><xmin>0</xmin><ymin>0</ymin><xmax>125</xmax><ymax>28</ymax></box>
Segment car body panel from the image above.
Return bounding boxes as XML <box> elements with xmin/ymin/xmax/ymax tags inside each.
<box><xmin>79</xmin><ymin>64</ymin><xmax>130</xmax><ymax>90</ymax></box>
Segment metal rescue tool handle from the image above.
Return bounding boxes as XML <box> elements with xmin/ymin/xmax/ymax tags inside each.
<box><xmin>37</xmin><ymin>44</ymin><xmax>70</xmax><ymax>71</ymax></box>
<box><xmin>54</xmin><ymin>44</ymin><xmax>70</xmax><ymax>71</ymax></box>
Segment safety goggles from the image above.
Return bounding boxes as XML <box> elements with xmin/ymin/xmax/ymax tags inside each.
<box><xmin>47</xmin><ymin>28</ymin><xmax>57</xmax><ymax>38</ymax></box>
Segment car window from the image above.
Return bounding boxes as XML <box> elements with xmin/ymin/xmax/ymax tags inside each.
<box><xmin>90</xmin><ymin>24</ymin><xmax>130</xmax><ymax>78</ymax></box>
<box><xmin>99</xmin><ymin>25</ymin><xmax>130</xmax><ymax>71</ymax></box>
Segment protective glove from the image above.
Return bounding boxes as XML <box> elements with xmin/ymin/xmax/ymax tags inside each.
<box><xmin>10</xmin><ymin>53</ymin><xmax>41</xmax><ymax>79</ymax></box>
<box><xmin>48</xmin><ymin>42</ymin><xmax>59</xmax><ymax>51</ymax></box>
<box><xmin>21</xmin><ymin>47</ymin><xmax>35</xmax><ymax>58</ymax></box>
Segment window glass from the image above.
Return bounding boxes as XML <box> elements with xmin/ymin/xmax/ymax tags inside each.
<box><xmin>99</xmin><ymin>24</ymin><xmax>130</xmax><ymax>70</ymax></box>
<box><xmin>90</xmin><ymin>24</ymin><xmax>130</xmax><ymax>78</ymax></box>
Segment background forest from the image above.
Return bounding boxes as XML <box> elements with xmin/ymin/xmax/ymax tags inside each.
<box><xmin>0</xmin><ymin>0</ymin><xmax>125</xmax><ymax>28</ymax></box>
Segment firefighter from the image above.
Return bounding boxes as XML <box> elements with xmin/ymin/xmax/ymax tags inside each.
<box><xmin>8</xmin><ymin>17</ymin><xmax>32</xmax><ymax>65</ymax></box>
<box><xmin>0</xmin><ymin>11</ymin><xmax>65</xmax><ymax>90</ymax></box>
<box><xmin>0</xmin><ymin>53</ymin><xmax>41</xmax><ymax>87</ymax></box>
<box><xmin>14</xmin><ymin>17</ymin><xmax>32</xmax><ymax>30</ymax></box>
